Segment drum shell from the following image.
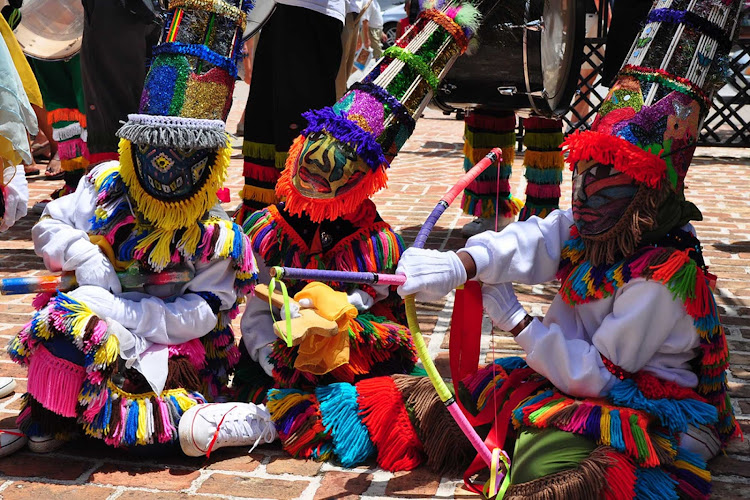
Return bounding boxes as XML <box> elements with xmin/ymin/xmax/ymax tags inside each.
<box><xmin>12</xmin><ymin>0</ymin><xmax>84</xmax><ymax>61</ymax></box>
<box><xmin>435</xmin><ymin>0</ymin><xmax>585</xmax><ymax>117</ymax></box>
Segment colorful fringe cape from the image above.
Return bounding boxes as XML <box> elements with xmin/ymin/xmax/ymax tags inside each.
<box><xmin>518</xmin><ymin>116</ymin><xmax>564</xmax><ymax>221</ymax></box>
<box><xmin>87</xmin><ymin>164</ymin><xmax>257</xmax><ymax>397</ymax></box>
<box><xmin>461</xmin><ymin>110</ymin><xmax>523</xmax><ymax>219</ymax></box>
<box><xmin>266</xmin><ymin>374</ymin><xmax>475</xmax><ymax>473</ymax></box>
<box><xmin>456</xmin><ymin>227</ymin><xmax>739</xmax><ymax>499</ymax></box>
<box><xmin>8</xmin><ymin>293</ymin><xmax>207</xmax><ymax>446</ymax></box>
<box><xmin>243</xmin><ymin>201</ymin><xmax>416</xmax><ymax>389</ymax></box>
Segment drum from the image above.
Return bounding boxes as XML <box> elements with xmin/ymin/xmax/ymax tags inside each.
<box><xmin>242</xmin><ymin>0</ymin><xmax>276</xmax><ymax>41</ymax></box>
<box><xmin>12</xmin><ymin>0</ymin><xmax>83</xmax><ymax>61</ymax></box>
<box><xmin>434</xmin><ymin>0</ymin><xmax>586</xmax><ymax>117</ymax></box>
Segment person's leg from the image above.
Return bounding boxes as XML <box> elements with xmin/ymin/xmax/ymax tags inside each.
<box><xmin>80</xmin><ymin>0</ymin><xmax>159</xmax><ymax>165</ymax></box>
<box><xmin>237</xmin><ymin>6</ymin><xmax>342</xmax><ymax>224</ymax></box>
<box><xmin>335</xmin><ymin>13</ymin><xmax>358</xmax><ymax>98</ymax></box>
<box><xmin>499</xmin><ymin>428</ymin><xmax>610</xmax><ymax>499</ymax></box>
<box><xmin>369</xmin><ymin>28</ymin><xmax>383</xmax><ymax>59</ymax></box>
<box><xmin>236</xmin><ymin>11</ymin><xmax>279</xmax><ymax>223</ymax></box>
<box><xmin>518</xmin><ymin>116</ymin><xmax>564</xmax><ymax>221</ymax></box>
<box><xmin>460</xmin><ymin>109</ymin><xmax>521</xmax><ymax>237</ymax></box>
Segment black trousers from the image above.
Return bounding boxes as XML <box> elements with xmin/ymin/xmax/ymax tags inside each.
<box><xmin>79</xmin><ymin>0</ymin><xmax>160</xmax><ymax>156</ymax></box>
<box><xmin>243</xmin><ymin>3</ymin><xmax>343</xmax><ymax>157</ymax></box>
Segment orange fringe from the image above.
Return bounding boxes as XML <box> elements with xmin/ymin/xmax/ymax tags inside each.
<box><xmin>48</xmin><ymin>108</ymin><xmax>86</xmax><ymax>128</ymax></box>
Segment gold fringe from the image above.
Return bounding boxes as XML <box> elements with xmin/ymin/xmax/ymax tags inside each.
<box><xmin>241</xmin><ymin>184</ymin><xmax>279</xmax><ymax>206</ymax></box>
<box><xmin>61</xmin><ymin>157</ymin><xmax>89</xmax><ymax>172</ymax></box>
<box><xmin>464</xmin><ymin>144</ymin><xmax>516</xmax><ymax>165</ymax></box>
<box><xmin>118</xmin><ymin>138</ymin><xmax>230</xmax><ymax>231</ymax></box>
<box><xmin>523</xmin><ymin>150</ymin><xmax>564</xmax><ymax>169</ymax></box>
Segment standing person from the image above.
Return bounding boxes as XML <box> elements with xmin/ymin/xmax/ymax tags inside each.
<box><xmin>236</xmin><ymin>0</ymin><xmax>345</xmax><ymax>224</ymax></box>
<box><xmin>361</xmin><ymin>0</ymin><xmax>384</xmax><ymax>59</ymax></box>
<box><xmin>335</xmin><ymin>0</ymin><xmax>365</xmax><ymax>98</ymax></box>
<box><xmin>79</xmin><ymin>0</ymin><xmax>160</xmax><ymax>166</ymax></box>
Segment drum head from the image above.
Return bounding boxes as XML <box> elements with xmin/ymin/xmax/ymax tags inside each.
<box><xmin>14</xmin><ymin>0</ymin><xmax>83</xmax><ymax>61</ymax></box>
<box><xmin>541</xmin><ymin>0</ymin><xmax>584</xmax><ymax>115</ymax></box>
<box><xmin>243</xmin><ymin>0</ymin><xmax>276</xmax><ymax>41</ymax></box>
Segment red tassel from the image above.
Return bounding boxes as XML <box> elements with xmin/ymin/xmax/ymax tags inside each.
<box><xmin>562</xmin><ymin>130</ymin><xmax>666</xmax><ymax>188</ymax></box>
<box><xmin>243</xmin><ymin>161</ymin><xmax>281</xmax><ymax>182</ymax></box>
<box><xmin>602</xmin><ymin>450</ymin><xmax>637</xmax><ymax>500</ymax></box>
<box><xmin>465</xmin><ymin>111</ymin><xmax>516</xmax><ymax>131</ymax></box>
<box><xmin>356</xmin><ymin>377</ymin><xmax>424</xmax><ymax>471</ymax></box>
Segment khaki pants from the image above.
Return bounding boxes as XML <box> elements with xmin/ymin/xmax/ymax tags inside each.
<box><xmin>335</xmin><ymin>12</ymin><xmax>360</xmax><ymax>98</ymax></box>
<box><xmin>368</xmin><ymin>27</ymin><xmax>383</xmax><ymax>60</ymax></box>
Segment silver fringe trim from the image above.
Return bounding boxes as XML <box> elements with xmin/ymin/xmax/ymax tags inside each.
<box><xmin>116</xmin><ymin>114</ymin><xmax>228</xmax><ymax>149</ymax></box>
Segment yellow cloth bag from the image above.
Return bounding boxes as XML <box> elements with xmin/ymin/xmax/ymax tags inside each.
<box><xmin>293</xmin><ymin>282</ymin><xmax>358</xmax><ymax>376</ymax></box>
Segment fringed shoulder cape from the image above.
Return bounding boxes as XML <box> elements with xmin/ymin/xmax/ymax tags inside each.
<box><xmin>459</xmin><ymin>226</ymin><xmax>740</xmax><ymax>499</ymax></box>
<box><xmin>243</xmin><ymin>200</ymin><xmax>417</xmax><ymax>389</ymax></box>
<box><xmin>7</xmin><ymin>165</ymin><xmax>258</xmax><ymax>447</ymax></box>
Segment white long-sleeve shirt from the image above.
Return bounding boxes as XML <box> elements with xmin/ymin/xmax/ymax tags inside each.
<box><xmin>32</xmin><ymin>162</ymin><xmax>238</xmax><ymax>393</ymax></box>
<box><xmin>458</xmin><ymin>208</ymin><xmax>701</xmax><ymax>399</ymax></box>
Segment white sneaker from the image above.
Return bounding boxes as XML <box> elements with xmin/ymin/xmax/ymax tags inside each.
<box><xmin>0</xmin><ymin>378</ymin><xmax>16</xmax><ymax>399</ymax></box>
<box><xmin>460</xmin><ymin>216</ymin><xmax>514</xmax><ymax>237</ymax></box>
<box><xmin>179</xmin><ymin>402</ymin><xmax>278</xmax><ymax>458</ymax></box>
<box><xmin>27</xmin><ymin>434</ymin><xmax>65</xmax><ymax>453</ymax></box>
<box><xmin>0</xmin><ymin>429</ymin><xmax>27</xmax><ymax>458</ymax></box>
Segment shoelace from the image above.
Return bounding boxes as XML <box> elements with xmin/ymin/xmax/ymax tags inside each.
<box><xmin>205</xmin><ymin>406</ymin><xmax>275</xmax><ymax>458</ymax></box>
<box><xmin>0</xmin><ymin>429</ymin><xmax>24</xmax><ymax>448</ymax></box>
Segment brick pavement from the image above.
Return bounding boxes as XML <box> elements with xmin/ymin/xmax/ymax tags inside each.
<box><xmin>0</xmin><ymin>83</ymin><xmax>749</xmax><ymax>499</ymax></box>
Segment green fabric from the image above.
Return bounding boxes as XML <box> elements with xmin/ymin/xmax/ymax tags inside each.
<box><xmin>509</xmin><ymin>428</ymin><xmax>597</xmax><ymax>485</ymax></box>
<box><xmin>639</xmin><ymin>189</ymin><xmax>703</xmax><ymax>245</ymax></box>
<box><xmin>29</xmin><ymin>55</ymin><xmax>85</xmax><ymax>113</ymax></box>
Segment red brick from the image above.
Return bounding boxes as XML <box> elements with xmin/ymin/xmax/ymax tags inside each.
<box><xmin>313</xmin><ymin>471</ymin><xmax>372</xmax><ymax>500</ymax></box>
<box><xmin>385</xmin><ymin>467</ymin><xmax>441</xmax><ymax>497</ymax></box>
<box><xmin>0</xmin><ymin>453</ymin><xmax>93</xmax><ymax>481</ymax></box>
<box><xmin>265</xmin><ymin>455</ymin><xmax>322</xmax><ymax>476</ymax></box>
<box><xmin>115</xmin><ymin>492</ymin><xmax>193</xmax><ymax>500</ymax></box>
<box><xmin>198</xmin><ymin>473</ymin><xmax>309</xmax><ymax>499</ymax></box>
<box><xmin>89</xmin><ymin>463</ymin><xmax>199</xmax><ymax>490</ymax></box>
<box><xmin>206</xmin><ymin>449</ymin><xmax>264</xmax><ymax>472</ymax></box>
<box><xmin>0</xmin><ymin>482</ymin><xmax>114</xmax><ymax>500</ymax></box>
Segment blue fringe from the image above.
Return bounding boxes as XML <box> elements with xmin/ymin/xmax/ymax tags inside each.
<box><xmin>316</xmin><ymin>383</ymin><xmax>375</xmax><ymax>467</ymax></box>
<box><xmin>607</xmin><ymin>379</ymin><xmax>718</xmax><ymax>434</ymax></box>
<box><xmin>609</xmin><ymin>409</ymin><xmax>626</xmax><ymax>452</ymax></box>
<box><xmin>494</xmin><ymin>356</ymin><xmax>527</xmax><ymax>372</ymax></box>
<box><xmin>524</xmin><ymin>167</ymin><xmax>563</xmax><ymax>185</ymax></box>
<box><xmin>635</xmin><ymin>466</ymin><xmax>679</xmax><ymax>500</ymax></box>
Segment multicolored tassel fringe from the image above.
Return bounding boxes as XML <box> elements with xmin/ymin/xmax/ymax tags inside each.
<box><xmin>460</xmin><ymin>110</ymin><xmax>521</xmax><ymax>219</ymax></box>
<box><xmin>518</xmin><ymin>116</ymin><xmax>564</xmax><ymax>221</ymax></box>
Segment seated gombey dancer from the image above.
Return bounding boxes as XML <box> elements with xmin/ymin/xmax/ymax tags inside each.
<box><xmin>397</xmin><ymin>0</ymin><xmax>743</xmax><ymax>497</ymax></box>
<box><xmin>6</xmin><ymin>0</ymin><xmax>269</xmax><ymax>455</ymax></box>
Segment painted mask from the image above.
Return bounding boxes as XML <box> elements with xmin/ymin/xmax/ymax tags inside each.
<box><xmin>291</xmin><ymin>131</ymin><xmax>371</xmax><ymax>200</ymax></box>
<box><xmin>572</xmin><ymin>161</ymin><xmax>640</xmax><ymax>237</ymax></box>
<box><xmin>132</xmin><ymin>144</ymin><xmax>216</xmax><ymax>201</ymax></box>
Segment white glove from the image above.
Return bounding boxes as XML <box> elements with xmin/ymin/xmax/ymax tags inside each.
<box><xmin>279</xmin><ymin>298</ymin><xmax>313</xmax><ymax>320</ymax></box>
<box><xmin>347</xmin><ymin>289</ymin><xmax>374</xmax><ymax>312</ymax></box>
<box><xmin>396</xmin><ymin>248</ymin><xmax>467</xmax><ymax>301</ymax></box>
<box><xmin>258</xmin><ymin>344</ymin><xmax>275</xmax><ymax>377</ymax></box>
<box><xmin>68</xmin><ymin>285</ymin><xmax>135</xmax><ymax>328</ymax></box>
<box><xmin>74</xmin><ymin>244</ymin><xmax>122</xmax><ymax>294</ymax></box>
<box><xmin>1</xmin><ymin>165</ymin><xmax>28</xmax><ymax>232</ymax></box>
<box><xmin>482</xmin><ymin>282</ymin><xmax>528</xmax><ymax>332</ymax></box>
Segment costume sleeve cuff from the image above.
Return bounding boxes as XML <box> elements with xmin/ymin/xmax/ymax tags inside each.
<box><xmin>514</xmin><ymin>317</ymin><xmax>543</xmax><ymax>352</ymax></box>
<box><xmin>63</xmin><ymin>238</ymin><xmax>98</xmax><ymax>271</ymax></box>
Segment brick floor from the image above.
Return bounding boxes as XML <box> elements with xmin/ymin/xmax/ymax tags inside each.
<box><xmin>1</xmin><ymin>82</ymin><xmax>748</xmax><ymax>498</ymax></box>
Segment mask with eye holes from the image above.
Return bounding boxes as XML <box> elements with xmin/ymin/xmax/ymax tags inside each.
<box><xmin>572</xmin><ymin>161</ymin><xmax>640</xmax><ymax>237</ymax></box>
<box><xmin>291</xmin><ymin>131</ymin><xmax>372</xmax><ymax>200</ymax></box>
<box><xmin>132</xmin><ymin>143</ymin><xmax>216</xmax><ymax>202</ymax></box>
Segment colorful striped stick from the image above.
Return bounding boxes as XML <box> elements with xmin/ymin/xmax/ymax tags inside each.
<box><xmin>0</xmin><ymin>269</ymin><xmax>194</xmax><ymax>295</ymax></box>
<box><xmin>269</xmin><ymin>148</ymin><xmax>505</xmax><ymax>483</ymax></box>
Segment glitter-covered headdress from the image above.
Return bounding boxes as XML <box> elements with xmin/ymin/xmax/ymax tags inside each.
<box><xmin>276</xmin><ymin>0</ymin><xmax>481</xmax><ymax>223</ymax></box>
<box><xmin>562</xmin><ymin>0</ymin><xmax>744</xmax><ymax>263</ymax></box>
<box><xmin>116</xmin><ymin>0</ymin><xmax>253</xmax><ymax>231</ymax></box>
